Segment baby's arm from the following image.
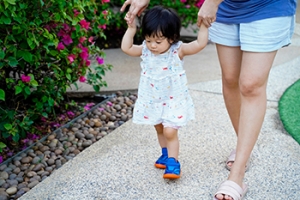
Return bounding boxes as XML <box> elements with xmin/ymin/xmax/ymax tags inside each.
<box><xmin>178</xmin><ymin>23</ymin><xmax>208</xmax><ymax>59</ymax></box>
<box><xmin>121</xmin><ymin>17</ymin><xmax>143</xmax><ymax>57</ymax></box>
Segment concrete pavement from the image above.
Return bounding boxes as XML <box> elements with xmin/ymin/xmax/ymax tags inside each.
<box><xmin>20</xmin><ymin>19</ymin><xmax>300</xmax><ymax>200</ymax></box>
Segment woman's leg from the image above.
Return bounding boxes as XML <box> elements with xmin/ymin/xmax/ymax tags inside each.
<box><xmin>228</xmin><ymin>50</ymin><xmax>277</xmax><ymax>185</ymax></box>
<box><xmin>216</xmin><ymin>44</ymin><xmax>243</xmax><ymax>135</ymax></box>
<box><xmin>215</xmin><ymin>47</ymin><xmax>277</xmax><ymax>199</ymax></box>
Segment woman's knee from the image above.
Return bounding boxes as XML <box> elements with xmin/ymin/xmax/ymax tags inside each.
<box><xmin>239</xmin><ymin>79</ymin><xmax>266</xmax><ymax>97</ymax></box>
<box><xmin>222</xmin><ymin>75</ymin><xmax>239</xmax><ymax>89</ymax></box>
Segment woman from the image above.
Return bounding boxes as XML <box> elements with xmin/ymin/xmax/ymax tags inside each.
<box><xmin>121</xmin><ymin>0</ymin><xmax>297</xmax><ymax>199</ymax></box>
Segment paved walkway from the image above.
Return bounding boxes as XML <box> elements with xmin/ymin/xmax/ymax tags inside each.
<box><xmin>20</xmin><ymin>23</ymin><xmax>300</xmax><ymax>199</ymax></box>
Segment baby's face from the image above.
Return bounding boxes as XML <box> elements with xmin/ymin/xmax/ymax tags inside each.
<box><xmin>145</xmin><ymin>33</ymin><xmax>172</xmax><ymax>55</ymax></box>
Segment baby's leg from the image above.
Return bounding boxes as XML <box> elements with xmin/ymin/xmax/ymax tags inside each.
<box><xmin>162</xmin><ymin>126</ymin><xmax>179</xmax><ymax>160</ymax></box>
<box><xmin>154</xmin><ymin>123</ymin><xmax>166</xmax><ymax>148</ymax></box>
<box><xmin>162</xmin><ymin>124</ymin><xmax>181</xmax><ymax>179</ymax></box>
<box><xmin>154</xmin><ymin>123</ymin><xmax>168</xmax><ymax>169</ymax></box>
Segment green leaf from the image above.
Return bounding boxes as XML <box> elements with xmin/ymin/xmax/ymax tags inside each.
<box><xmin>31</xmin><ymin>80</ymin><xmax>38</xmax><ymax>87</ymax></box>
<box><xmin>18</xmin><ymin>50</ymin><xmax>33</xmax><ymax>62</ymax></box>
<box><xmin>48</xmin><ymin>98</ymin><xmax>54</xmax><ymax>106</ymax></box>
<box><xmin>1</xmin><ymin>17</ymin><xmax>11</xmax><ymax>24</ymax></box>
<box><xmin>0</xmin><ymin>89</ymin><xmax>5</xmax><ymax>101</ymax></box>
<box><xmin>66</xmin><ymin>73</ymin><xmax>71</xmax><ymax>80</ymax></box>
<box><xmin>4</xmin><ymin>123</ymin><xmax>12</xmax><ymax>130</ymax></box>
<box><xmin>49</xmin><ymin>50</ymin><xmax>58</xmax><ymax>56</ymax></box>
<box><xmin>93</xmin><ymin>85</ymin><xmax>100</xmax><ymax>93</ymax></box>
<box><xmin>0</xmin><ymin>142</ymin><xmax>6</xmax><ymax>149</ymax></box>
<box><xmin>67</xmin><ymin>68</ymin><xmax>72</xmax><ymax>73</ymax></box>
<box><xmin>8</xmin><ymin>57</ymin><xmax>18</xmax><ymax>67</ymax></box>
<box><xmin>15</xmin><ymin>86</ymin><xmax>22</xmax><ymax>95</ymax></box>
<box><xmin>27</xmin><ymin>38</ymin><xmax>36</xmax><ymax>49</ymax></box>
<box><xmin>6</xmin><ymin>0</ymin><xmax>16</xmax><ymax>5</ymax></box>
<box><xmin>0</xmin><ymin>50</ymin><xmax>5</xmax><ymax>59</ymax></box>
<box><xmin>42</xmin><ymin>112</ymin><xmax>48</xmax><ymax>118</ymax></box>
<box><xmin>24</xmin><ymin>86</ymin><xmax>31</xmax><ymax>95</ymax></box>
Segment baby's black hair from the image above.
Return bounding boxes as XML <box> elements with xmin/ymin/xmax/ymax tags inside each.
<box><xmin>141</xmin><ymin>6</ymin><xmax>181</xmax><ymax>43</ymax></box>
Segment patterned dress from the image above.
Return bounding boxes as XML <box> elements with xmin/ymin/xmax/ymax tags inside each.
<box><xmin>132</xmin><ymin>41</ymin><xmax>195</xmax><ymax>127</ymax></box>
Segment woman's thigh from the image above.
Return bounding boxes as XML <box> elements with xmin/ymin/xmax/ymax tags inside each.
<box><xmin>239</xmin><ymin>51</ymin><xmax>277</xmax><ymax>92</ymax></box>
<box><xmin>216</xmin><ymin>44</ymin><xmax>242</xmax><ymax>84</ymax></box>
<box><xmin>209</xmin><ymin>15</ymin><xmax>295</xmax><ymax>52</ymax></box>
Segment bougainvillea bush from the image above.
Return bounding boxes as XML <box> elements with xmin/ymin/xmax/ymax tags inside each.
<box><xmin>97</xmin><ymin>0</ymin><xmax>205</xmax><ymax>48</ymax></box>
<box><xmin>0</xmin><ymin>0</ymin><xmax>113</xmax><ymax>158</ymax></box>
<box><xmin>0</xmin><ymin>0</ymin><xmax>204</xmax><ymax>162</ymax></box>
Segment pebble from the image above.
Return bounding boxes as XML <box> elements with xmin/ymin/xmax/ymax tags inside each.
<box><xmin>0</xmin><ymin>92</ymin><xmax>137</xmax><ymax>199</ymax></box>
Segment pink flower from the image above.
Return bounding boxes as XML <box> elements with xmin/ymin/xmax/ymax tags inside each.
<box><xmin>84</xmin><ymin>106</ymin><xmax>90</xmax><ymax>111</ymax></box>
<box><xmin>102</xmin><ymin>0</ymin><xmax>110</xmax><ymax>3</ymax></box>
<box><xmin>74</xmin><ymin>9</ymin><xmax>80</xmax><ymax>17</ymax></box>
<box><xmin>85</xmin><ymin>60</ymin><xmax>91</xmax><ymax>66</ymax></box>
<box><xmin>62</xmin><ymin>23</ymin><xmax>71</xmax><ymax>32</ymax></box>
<box><xmin>79</xmin><ymin>76</ymin><xmax>86</xmax><ymax>82</ymax></box>
<box><xmin>102</xmin><ymin>10</ymin><xmax>108</xmax><ymax>15</ymax></box>
<box><xmin>79</xmin><ymin>47</ymin><xmax>89</xmax><ymax>60</ymax></box>
<box><xmin>41</xmin><ymin>117</ymin><xmax>47</xmax><ymax>122</ymax></box>
<box><xmin>80</xmin><ymin>51</ymin><xmax>89</xmax><ymax>61</ymax></box>
<box><xmin>57</xmin><ymin>42</ymin><xmax>65</xmax><ymax>51</ymax></box>
<box><xmin>67</xmin><ymin>54</ymin><xmax>76</xmax><ymax>63</ymax></box>
<box><xmin>86</xmin><ymin>103</ymin><xmax>95</xmax><ymax>107</ymax></box>
<box><xmin>21</xmin><ymin>74</ymin><xmax>31</xmax><ymax>83</ymax></box>
<box><xmin>62</xmin><ymin>35</ymin><xmax>73</xmax><ymax>45</ymax></box>
<box><xmin>96</xmin><ymin>57</ymin><xmax>104</xmax><ymax>65</ymax></box>
<box><xmin>57</xmin><ymin>29</ymin><xmax>65</xmax><ymax>37</ymax></box>
<box><xmin>98</xmin><ymin>24</ymin><xmax>106</xmax><ymax>30</ymax></box>
<box><xmin>67</xmin><ymin>111</ymin><xmax>75</xmax><ymax>118</ymax></box>
<box><xmin>79</xmin><ymin>37</ymin><xmax>87</xmax><ymax>44</ymax></box>
<box><xmin>79</xmin><ymin>19</ymin><xmax>90</xmax><ymax>30</ymax></box>
<box><xmin>88</xmin><ymin>36</ymin><xmax>94</xmax><ymax>43</ymax></box>
<box><xmin>195</xmin><ymin>0</ymin><xmax>205</xmax><ymax>8</ymax></box>
<box><xmin>180</xmin><ymin>0</ymin><xmax>187</xmax><ymax>2</ymax></box>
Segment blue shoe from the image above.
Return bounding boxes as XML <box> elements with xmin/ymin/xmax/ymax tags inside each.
<box><xmin>154</xmin><ymin>154</ymin><xmax>168</xmax><ymax>169</ymax></box>
<box><xmin>163</xmin><ymin>157</ymin><xmax>181</xmax><ymax>179</ymax></box>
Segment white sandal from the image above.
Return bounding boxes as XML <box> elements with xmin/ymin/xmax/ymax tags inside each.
<box><xmin>225</xmin><ymin>149</ymin><xmax>251</xmax><ymax>172</ymax></box>
<box><xmin>214</xmin><ymin>180</ymin><xmax>248</xmax><ymax>200</ymax></box>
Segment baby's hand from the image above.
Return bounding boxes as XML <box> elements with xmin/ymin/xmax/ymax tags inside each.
<box><xmin>125</xmin><ymin>13</ymin><xmax>136</xmax><ymax>28</ymax></box>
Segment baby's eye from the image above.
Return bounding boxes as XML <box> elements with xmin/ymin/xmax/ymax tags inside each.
<box><xmin>156</xmin><ymin>41</ymin><xmax>161</xmax><ymax>44</ymax></box>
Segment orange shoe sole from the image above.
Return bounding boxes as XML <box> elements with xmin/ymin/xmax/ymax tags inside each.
<box><xmin>154</xmin><ymin>163</ymin><xmax>166</xmax><ymax>169</ymax></box>
<box><xmin>163</xmin><ymin>173</ymin><xmax>181</xmax><ymax>179</ymax></box>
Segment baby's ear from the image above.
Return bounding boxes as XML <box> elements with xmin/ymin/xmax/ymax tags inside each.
<box><xmin>168</xmin><ymin>39</ymin><xmax>174</xmax><ymax>44</ymax></box>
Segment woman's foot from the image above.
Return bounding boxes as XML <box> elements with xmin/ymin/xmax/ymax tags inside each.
<box><xmin>226</xmin><ymin>149</ymin><xmax>250</xmax><ymax>172</ymax></box>
<box><xmin>214</xmin><ymin>180</ymin><xmax>248</xmax><ymax>200</ymax></box>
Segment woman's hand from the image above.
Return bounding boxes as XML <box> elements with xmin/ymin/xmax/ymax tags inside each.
<box><xmin>197</xmin><ymin>0</ymin><xmax>221</xmax><ymax>27</ymax></box>
<box><xmin>120</xmin><ymin>0</ymin><xmax>150</xmax><ymax>24</ymax></box>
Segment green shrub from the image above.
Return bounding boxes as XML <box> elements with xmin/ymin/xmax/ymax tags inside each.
<box><xmin>97</xmin><ymin>0</ymin><xmax>204</xmax><ymax>48</ymax></box>
<box><xmin>0</xmin><ymin>0</ymin><xmax>203</xmax><ymax>158</ymax></box>
<box><xmin>0</xmin><ymin>0</ymin><xmax>113</xmax><ymax>153</ymax></box>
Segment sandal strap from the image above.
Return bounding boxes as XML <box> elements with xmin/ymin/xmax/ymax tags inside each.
<box><xmin>215</xmin><ymin>180</ymin><xmax>244</xmax><ymax>200</ymax></box>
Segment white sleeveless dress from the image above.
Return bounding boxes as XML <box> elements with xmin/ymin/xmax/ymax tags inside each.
<box><xmin>132</xmin><ymin>41</ymin><xmax>195</xmax><ymax>126</ymax></box>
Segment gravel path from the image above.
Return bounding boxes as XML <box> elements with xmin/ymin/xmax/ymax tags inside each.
<box><xmin>0</xmin><ymin>91</ymin><xmax>137</xmax><ymax>199</ymax></box>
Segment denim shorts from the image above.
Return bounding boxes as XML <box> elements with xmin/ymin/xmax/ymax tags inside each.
<box><xmin>209</xmin><ymin>16</ymin><xmax>295</xmax><ymax>52</ymax></box>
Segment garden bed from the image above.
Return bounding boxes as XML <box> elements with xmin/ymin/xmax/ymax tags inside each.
<box><xmin>0</xmin><ymin>91</ymin><xmax>137</xmax><ymax>199</ymax></box>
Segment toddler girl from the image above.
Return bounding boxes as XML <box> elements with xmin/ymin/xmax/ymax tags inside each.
<box><xmin>121</xmin><ymin>5</ymin><xmax>208</xmax><ymax>179</ymax></box>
